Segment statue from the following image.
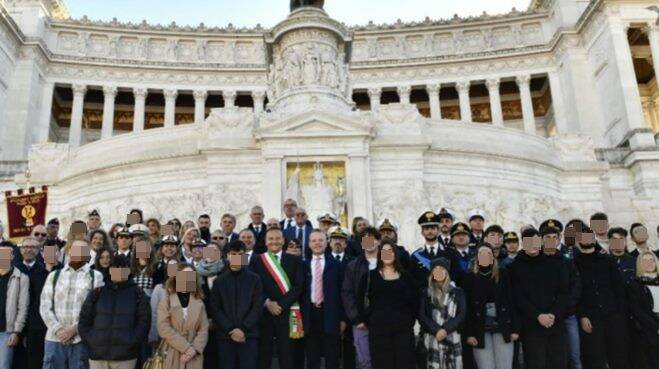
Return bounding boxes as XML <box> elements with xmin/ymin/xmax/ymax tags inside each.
<box><xmin>301</xmin><ymin>162</ymin><xmax>336</xmax><ymax>224</ymax></box>
<box><xmin>290</xmin><ymin>0</ymin><xmax>325</xmax><ymax>12</ymax></box>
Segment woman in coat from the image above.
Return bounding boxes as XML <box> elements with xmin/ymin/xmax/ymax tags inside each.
<box><xmin>418</xmin><ymin>257</ymin><xmax>466</xmax><ymax>369</ymax></box>
<box><xmin>464</xmin><ymin>244</ymin><xmax>519</xmax><ymax>369</ymax></box>
<box><xmin>628</xmin><ymin>250</ymin><xmax>659</xmax><ymax>369</ymax></box>
<box><xmin>157</xmin><ymin>262</ymin><xmax>209</xmax><ymax>369</ymax></box>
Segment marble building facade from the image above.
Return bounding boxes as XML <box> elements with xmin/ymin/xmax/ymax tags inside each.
<box><xmin>0</xmin><ymin>0</ymin><xmax>658</xmax><ymax>247</ymax></box>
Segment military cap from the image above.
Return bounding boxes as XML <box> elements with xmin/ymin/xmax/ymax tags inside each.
<box><xmin>539</xmin><ymin>219</ymin><xmax>563</xmax><ymax>235</ymax></box>
<box><xmin>129</xmin><ymin>223</ymin><xmax>149</xmax><ymax>236</ymax></box>
<box><xmin>484</xmin><ymin>224</ymin><xmax>504</xmax><ymax>235</ymax></box>
<box><xmin>328</xmin><ymin>226</ymin><xmax>349</xmax><ymax>239</ymax></box>
<box><xmin>161</xmin><ymin>234</ymin><xmax>179</xmax><ymax>245</ymax></box>
<box><xmin>88</xmin><ymin>209</ymin><xmax>100</xmax><ymax>217</ymax></box>
<box><xmin>418</xmin><ymin>211</ymin><xmax>440</xmax><ymax>226</ymax></box>
<box><xmin>436</xmin><ymin>208</ymin><xmax>454</xmax><ymax>221</ymax></box>
<box><xmin>450</xmin><ymin>222</ymin><xmax>471</xmax><ymax>237</ymax></box>
<box><xmin>504</xmin><ymin>231</ymin><xmax>519</xmax><ymax>242</ymax></box>
<box><xmin>317</xmin><ymin>212</ymin><xmax>338</xmax><ymax>224</ymax></box>
<box><xmin>430</xmin><ymin>257</ymin><xmax>451</xmax><ymax>272</ymax></box>
<box><xmin>467</xmin><ymin>208</ymin><xmax>486</xmax><ymax>222</ymax></box>
<box><xmin>377</xmin><ymin>218</ymin><xmax>398</xmax><ymax>232</ymax></box>
<box><xmin>192</xmin><ymin>237</ymin><xmax>207</xmax><ymax>247</ymax></box>
<box><xmin>47</xmin><ymin>218</ymin><xmax>60</xmax><ymax>225</ymax></box>
<box><xmin>116</xmin><ymin>226</ymin><xmax>131</xmax><ymax>237</ymax></box>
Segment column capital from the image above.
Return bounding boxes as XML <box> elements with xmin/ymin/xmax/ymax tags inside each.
<box><xmin>515</xmin><ymin>75</ymin><xmax>532</xmax><ymax>87</ymax></box>
<box><xmin>367</xmin><ymin>87</ymin><xmax>382</xmax><ymax>98</ymax></box>
<box><xmin>396</xmin><ymin>85</ymin><xmax>412</xmax><ymax>95</ymax></box>
<box><xmin>163</xmin><ymin>89</ymin><xmax>178</xmax><ymax>100</ymax></box>
<box><xmin>193</xmin><ymin>89</ymin><xmax>208</xmax><ymax>101</ymax></box>
<box><xmin>102</xmin><ymin>85</ymin><xmax>118</xmax><ymax>98</ymax></box>
<box><xmin>72</xmin><ymin>84</ymin><xmax>87</xmax><ymax>95</ymax></box>
<box><xmin>222</xmin><ymin>89</ymin><xmax>237</xmax><ymax>100</ymax></box>
<box><xmin>426</xmin><ymin>83</ymin><xmax>440</xmax><ymax>94</ymax></box>
<box><xmin>485</xmin><ymin>77</ymin><xmax>500</xmax><ymax>90</ymax></box>
<box><xmin>133</xmin><ymin>87</ymin><xmax>148</xmax><ymax>99</ymax></box>
<box><xmin>455</xmin><ymin>80</ymin><xmax>470</xmax><ymax>93</ymax></box>
<box><xmin>251</xmin><ymin>90</ymin><xmax>267</xmax><ymax>100</ymax></box>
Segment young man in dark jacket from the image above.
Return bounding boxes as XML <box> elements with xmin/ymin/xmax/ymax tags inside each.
<box><xmin>509</xmin><ymin>228</ymin><xmax>570</xmax><ymax>369</ymax></box>
<box><xmin>574</xmin><ymin>225</ymin><xmax>629</xmax><ymax>369</ymax></box>
<box><xmin>78</xmin><ymin>254</ymin><xmax>151</xmax><ymax>369</ymax></box>
<box><xmin>210</xmin><ymin>240</ymin><xmax>263</xmax><ymax>369</ymax></box>
<box><xmin>608</xmin><ymin>227</ymin><xmax>636</xmax><ymax>284</ymax></box>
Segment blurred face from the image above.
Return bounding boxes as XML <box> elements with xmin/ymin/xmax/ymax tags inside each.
<box><xmin>505</xmin><ymin>240</ymin><xmax>519</xmax><ymax>254</ymax></box>
<box><xmin>43</xmin><ymin>245</ymin><xmax>59</xmax><ymax>265</ymax></box>
<box><xmin>70</xmin><ymin>241</ymin><xmax>91</xmax><ymax>263</ymax></box>
<box><xmin>176</xmin><ymin>267</ymin><xmax>197</xmax><ymax>292</ymax></box>
<box><xmin>632</xmin><ymin>226</ymin><xmax>649</xmax><ymax>244</ymax></box>
<box><xmin>470</xmin><ymin>218</ymin><xmax>484</xmax><ymax>233</ymax></box>
<box><xmin>477</xmin><ymin>247</ymin><xmax>494</xmax><ymax>267</ymax></box>
<box><xmin>590</xmin><ymin>219</ymin><xmax>608</xmax><ymax>237</ymax></box>
<box><xmin>578</xmin><ymin>232</ymin><xmax>596</xmax><ymax>248</ymax></box>
<box><xmin>609</xmin><ymin>234</ymin><xmax>626</xmax><ymax>255</ymax></box>
<box><xmin>422</xmin><ymin>225</ymin><xmax>439</xmax><ymax>242</ymax></box>
<box><xmin>542</xmin><ymin>233</ymin><xmax>559</xmax><ymax>253</ymax></box>
<box><xmin>380</xmin><ymin>244</ymin><xmax>395</xmax><ymax>266</ymax></box>
<box><xmin>283</xmin><ymin>200</ymin><xmax>297</xmax><ymax>218</ymax></box>
<box><xmin>485</xmin><ymin>232</ymin><xmax>503</xmax><ymax>249</ymax></box>
<box><xmin>432</xmin><ymin>266</ymin><xmax>447</xmax><ymax>283</ymax></box>
<box><xmin>309</xmin><ymin>232</ymin><xmax>327</xmax><ymax>256</ymax></box>
<box><xmin>522</xmin><ymin>236</ymin><xmax>541</xmax><ymax>256</ymax></box>
<box><xmin>228</xmin><ymin>250</ymin><xmax>247</xmax><ymax>271</ymax></box>
<box><xmin>286</xmin><ymin>241</ymin><xmax>302</xmax><ymax>256</ymax></box>
<box><xmin>330</xmin><ymin>237</ymin><xmax>347</xmax><ymax>254</ymax></box>
<box><xmin>117</xmin><ymin>234</ymin><xmax>132</xmax><ymax>251</ymax></box>
<box><xmin>439</xmin><ymin>218</ymin><xmax>453</xmax><ymax>234</ymax></box>
<box><xmin>31</xmin><ymin>225</ymin><xmax>47</xmax><ymax>244</ymax></box>
<box><xmin>192</xmin><ymin>245</ymin><xmax>204</xmax><ymax>261</ymax></box>
<box><xmin>0</xmin><ymin>247</ymin><xmax>13</xmax><ymax>269</ymax></box>
<box><xmin>640</xmin><ymin>254</ymin><xmax>657</xmax><ymax>274</ymax></box>
<box><xmin>161</xmin><ymin>242</ymin><xmax>178</xmax><ymax>259</ymax></box>
<box><xmin>239</xmin><ymin>231</ymin><xmax>255</xmax><ymax>250</ymax></box>
<box><xmin>110</xmin><ymin>267</ymin><xmax>130</xmax><ymax>283</ymax></box>
<box><xmin>221</xmin><ymin>217</ymin><xmax>236</xmax><ymax>233</ymax></box>
<box><xmin>98</xmin><ymin>251</ymin><xmax>112</xmax><ymax>268</ymax></box>
<box><xmin>250</xmin><ymin>208</ymin><xmax>264</xmax><ymax>225</ymax></box>
<box><xmin>87</xmin><ymin>215</ymin><xmax>101</xmax><ymax>229</ymax></box>
<box><xmin>90</xmin><ymin>233</ymin><xmax>104</xmax><ymax>250</ymax></box>
<box><xmin>46</xmin><ymin>222</ymin><xmax>59</xmax><ymax>237</ymax></box>
<box><xmin>203</xmin><ymin>245</ymin><xmax>220</xmax><ymax>263</ymax></box>
<box><xmin>266</xmin><ymin>230</ymin><xmax>284</xmax><ymax>253</ymax></box>
<box><xmin>564</xmin><ymin>224</ymin><xmax>578</xmax><ymax>246</ymax></box>
<box><xmin>361</xmin><ymin>235</ymin><xmax>378</xmax><ymax>253</ymax></box>
<box><xmin>20</xmin><ymin>240</ymin><xmax>40</xmax><ymax>262</ymax></box>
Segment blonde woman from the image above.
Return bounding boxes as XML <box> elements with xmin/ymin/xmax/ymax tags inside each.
<box><xmin>180</xmin><ymin>228</ymin><xmax>200</xmax><ymax>264</ymax></box>
<box><xmin>179</xmin><ymin>220</ymin><xmax>197</xmax><ymax>240</ymax></box>
<box><xmin>418</xmin><ymin>257</ymin><xmax>466</xmax><ymax>369</ymax></box>
<box><xmin>157</xmin><ymin>263</ymin><xmax>209</xmax><ymax>369</ymax></box>
<box><xmin>464</xmin><ymin>245</ymin><xmax>519</xmax><ymax>369</ymax></box>
<box><xmin>628</xmin><ymin>250</ymin><xmax>659</xmax><ymax>368</ymax></box>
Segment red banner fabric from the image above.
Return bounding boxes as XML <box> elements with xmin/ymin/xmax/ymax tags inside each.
<box><xmin>5</xmin><ymin>188</ymin><xmax>48</xmax><ymax>238</ymax></box>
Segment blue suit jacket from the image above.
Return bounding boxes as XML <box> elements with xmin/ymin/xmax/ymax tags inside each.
<box><xmin>301</xmin><ymin>255</ymin><xmax>347</xmax><ymax>335</ymax></box>
<box><xmin>284</xmin><ymin>224</ymin><xmax>314</xmax><ymax>260</ymax></box>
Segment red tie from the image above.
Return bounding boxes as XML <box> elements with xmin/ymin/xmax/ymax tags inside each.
<box><xmin>313</xmin><ymin>257</ymin><xmax>324</xmax><ymax>305</ymax></box>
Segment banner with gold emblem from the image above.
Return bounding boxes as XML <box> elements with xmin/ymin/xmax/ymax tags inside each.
<box><xmin>4</xmin><ymin>186</ymin><xmax>48</xmax><ymax>238</ymax></box>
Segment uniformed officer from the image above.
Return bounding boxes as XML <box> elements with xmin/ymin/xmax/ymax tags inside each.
<box><xmin>539</xmin><ymin>219</ymin><xmax>566</xmax><ymax>256</ymax></box>
<box><xmin>501</xmin><ymin>231</ymin><xmax>519</xmax><ymax>269</ymax></box>
<box><xmin>408</xmin><ymin>211</ymin><xmax>461</xmax><ymax>290</ymax></box>
<box><xmin>467</xmin><ymin>209</ymin><xmax>486</xmax><ymax>245</ymax></box>
<box><xmin>317</xmin><ymin>213</ymin><xmax>338</xmax><ymax>235</ymax></box>
<box><xmin>450</xmin><ymin>222</ymin><xmax>475</xmax><ymax>280</ymax></box>
<box><xmin>376</xmin><ymin>218</ymin><xmax>411</xmax><ymax>269</ymax></box>
<box><xmin>437</xmin><ymin>208</ymin><xmax>454</xmax><ymax>249</ymax></box>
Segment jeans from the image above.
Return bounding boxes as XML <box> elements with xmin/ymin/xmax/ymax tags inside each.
<box><xmin>218</xmin><ymin>338</ymin><xmax>258</xmax><ymax>369</ymax></box>
<box><xmin>564</xmin><ymin>315</ymin><xmax>582</xmax><ymax>369</ymax></box>
<box><xmin>42</xmin><ymin>341</ymin><xmax>88</xmax><ymax>369</ymax></box>
<box><xmin>473</xmin><ymin>333</ymin><xmax>514</xmax><ymax>369</ymax></box>
<box><xmin>352</xmin><ymin>326</ymin><xmax>372</xmax><ymax>369</ymax></box>
<box><xmin>0</xmin><ymin>332</ymin><xmax>14</xmax><ymax>369</ymax></box>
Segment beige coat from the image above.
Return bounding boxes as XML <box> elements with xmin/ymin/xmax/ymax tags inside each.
<box><xmin>4</xmin><ymin>267</ymin><xmax>29</xmax><ymax>333</ymax></box>
<box><xmin>157</xmin><ymin>293</ymin><xmax>209</xmax><ymax>369</ymax></box>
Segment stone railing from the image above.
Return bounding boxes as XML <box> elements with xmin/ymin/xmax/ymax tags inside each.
<box><xmin>0</xmin><ymin>160</ymin><xmax>27</xmax><ymax>180</ymax></box>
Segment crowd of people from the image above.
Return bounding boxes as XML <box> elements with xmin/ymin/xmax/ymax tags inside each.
<box><xmin>0</xmin><ymin>199</ymin><xmax>658</xmax><ymax>369</ymax></box>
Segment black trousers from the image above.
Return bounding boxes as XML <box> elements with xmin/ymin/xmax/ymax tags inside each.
<box><xmin>258</xmin><ymin>314</ymin><xmax>293</xmax><ymax>369</ymax></box>
<box><xmin>24</xmin><ymin>329</ymin><xmax>46</xmax><ymax>369</ymax></box>
<box><xmin>368</xmin><ymin>324</ymin><xmax>415</xmax><ymax>369</ymax></box>
<box><xmin>306</xmin><ymin>306</ymin><xmax>340</xmax><ymax>369</ymax></box>
<box><xmin>580</xmin><ymin>314</ymin><xmax>629</xmax><ymax>369</ymax></box>
<box><xmin>639</xmin><ymin>344</ymin><xmax>659</xmax><ymax>369</ymax></box>
<box><xmin>522</xmin><ymin>328</ymin><xmax>567</xmax><ymax>369</ymax></box>
<box><xmin>340</xmin><ymin>326</ymin><xmax>356</xmax><ymax>369</ymax></box>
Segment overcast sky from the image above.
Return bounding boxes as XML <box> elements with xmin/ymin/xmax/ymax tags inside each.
<box><xmin>64</xmin><ymin>0</ymin><xmax>531</xmax><ymax>28</ymax></box>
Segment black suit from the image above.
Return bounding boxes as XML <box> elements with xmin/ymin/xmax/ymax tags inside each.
<box><xmin>248</xmin><ymin>223</ymin><xmax>267</xmax><ymax>254</ymax></box>
<box><xmin>249</xmin><ymin>252</ymin><xmax>304</xmax><ymax>369</ymax></box>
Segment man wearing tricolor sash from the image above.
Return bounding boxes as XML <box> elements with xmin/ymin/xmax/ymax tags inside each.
<box><xmin>249</xmin><ymin>227</ymin><xmax>304</xmax><ymax>369</ymax></box>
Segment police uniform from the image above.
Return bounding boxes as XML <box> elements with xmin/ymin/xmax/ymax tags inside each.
<box><xmin>376</xmin><ymin>218</ymin><xmax>411</xmax><ymax>270</ymax></box>
<box><xmin>437</xmin><ymin>208</ymin><xmax>454</xmax><ymax>249</ymax></box>
<box><xmin>408</xmin><ymin>211</ymin><xmax>462</xmax><ymax>290</ymax></box>
<box><xmin>450</xmin><ymin>222</ymin><xmax>475</xmax><ymax>278</ymax></box>
<box><xmin>467</xmin><ymin>209</ymin><xmax>486</xmax><ymax>245</ymax></box>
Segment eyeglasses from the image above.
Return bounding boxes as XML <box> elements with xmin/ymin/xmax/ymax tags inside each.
<box><xmin>34</xmin><ymin>233</ymin><xmax>47</xmax><ymax>237</ymax></box>
<box><xmin>212</xmin><ymin>237</ymin><xmax>225</xmax><ymax>240</ymax></box>
<box><xmin>295</xmin><ymin>213</ymin><xmax>306</xmax><ymax>217</ymax></box>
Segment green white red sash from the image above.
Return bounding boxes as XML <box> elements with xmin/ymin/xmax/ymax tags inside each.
<box><xmin>260</xmin><ymin>252</ymin><xmax>304</xmax><ymax>339</ymax></box>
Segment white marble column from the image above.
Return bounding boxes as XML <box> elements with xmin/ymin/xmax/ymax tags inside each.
<box><xmin>426</xmin><ymin>83</ymin><xmax>441</xmax><ymax>119</ymax></box>
<box><xmin>486</xmin><ymin>78</ymin><xmax>504</xmax><ymax>127</ymax></box>
<box><xmin>101</xmin><ymin>86</ymin><xmax>118</xmax><ymax>139</ymax></box>
<box><xmin>347</xmin><ymin>155</ymin><xmax>373</xmax><ymax>221</ymax></box>
<box><xmin>262</xmin><ymin>156</ymin><xmax>283</xmax><ymax>219</ymax></box>
<box><xmin>456</xmin><ymin>80</ymin><xmax>472</xmax><ymax>122</ymax></box>
<box><xmin>397</xmin><ymin>85</ymin><xmax>411</xmax><ymax>104</ymax></box>
<box><xmin>68</xmin><ymin>84</ymin><xmax>87</xmax><ymax>148</ymax></box>
<box><xmin>223</xmin><ymin>90</ymin><xmax>237</xmax><ymax>108</ymax></box>
<box><xmin>163</xmin><ymin>89</ymin><xmax>177</xmax><ymax>128</ymax></box>
<box><xmin>36</xmin><ymin>82</ymin><xmax>55</xmax><ymax>143</ymax></box>
<box><xmin>252</xmin><ymin>90</ymin><xmax>266</xmax><ymax>114</ymax></box>
<box><xmin>516</xmin><ymin>75</ymin><xmax>537</xmax><ymax>135</ymax></box>
<box><xmin>133</xmin><ymin>88</ymin><xmax>147</xmax><ymax>133</ymax></box>
<box><xmin>646</xmin><ymin>24</ymin><xmax>659</xmax><ymax>90</ymax></box>
<box><xmin>193</xmin><ymin>90</ymin><xmax>207</xmax><ymax>124</ymax></box>
<box><xmin>368</xmin><ymin>87</ymin><xmax>382</xmax><ymax>111</ymax></box>
<box><xmin>547</xmin><ymin>72</ymin><xmax>569</xmax><ymax>134</ymax></box>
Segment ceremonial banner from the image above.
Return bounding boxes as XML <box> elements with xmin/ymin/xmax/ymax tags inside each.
<box><xmin>4</xmin><ymin>186</ymin><xmax>48</xmax><ymax>238</ymax></box>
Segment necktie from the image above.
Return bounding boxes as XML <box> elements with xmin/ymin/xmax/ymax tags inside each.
<box><xmin>255</xmin><ymin>225</ymin><xmax>260</xmax><ymax>233</ymax></box>
<box><xmin>335</xmin><ymin>254</ymin><xmax>341</xmax><ymax>261</ymax></box>
<box><xmin>444</xmin><ymin>238</ymin><xmax>449</xmax><ymax>245</ymax></box>
<box><xmin>430</xmin><ymin>247</ymin><xmax>435</xmax><ymax>257</ymax></box>
<box><xmin>313</xmin><ymin>257</ymin><xmax>324</xmax><ymax>304</ymax></box>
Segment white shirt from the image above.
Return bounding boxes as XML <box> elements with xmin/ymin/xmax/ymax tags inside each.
<box><xmin>246</xmin><ymin>250</ymin><xmax>254</xmax><ymax>263</ymax></box>
<box><xmin>253</xmin><ymin>224</ymin><xmax>263</xmax><ymax>234</ymax></box>
<box><xmin>117</xmin><ymin>249</ymin><xmax>131</xmax><ymax>257</ymax></box>
<box><xmin>283</xmin><ymin>218</ymin><xmax>294</xmax><ymax>229</ymax></box>
<box><xmin>425</xmin><ymin>242</ymin><xmax>441</xmax><ymax>255</ymax></box>
<box><xmin>648</xmin><ymin>285</ymin><xmax>659</xmax><ymax>314</ymax></box>
<box><xmin>332</xmin><ymin>252</ymin><xmax>345</xmax><ymax>262</ymax></box>
<box><xmin>310</xmin><ymin>254</ymin><xmax>326</xmax><ymax>304</ymax></box>
<box><xmin>367</xmin><ymin>257</ymin><xmax>377</xmax><ymax>270</ymax></box>
<box><xmin>23</xmin><ymin>260</ymin><xmax>36</xmax><ymax>268</ymax></box>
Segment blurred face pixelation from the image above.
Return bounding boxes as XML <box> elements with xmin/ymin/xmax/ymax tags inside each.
<box><xmin>640</xmin><ymin>254</ymin><xmax>657</xmax><ymax>274</ymax></box>
<box><xmin>228</xmin><ymin>251</ymin><xmax>248</xmax><ymax>271</ymax></box>
<box><xmin>609</xmin><ymin>236</ymin><xmax>626</xmax><ymax>255</ymax></box>
<box><xmin>203</xmin><ymin>246</ymin><xmax>220</xmax><ymax>262</ymax></box>
<box><xmin>542</xmin><ymin>233</ymin><xmax>559</xmax><ymax>252</ymax></box>
<box><xmin>0</xmin><ymin>247</ymin><xmax>12</xmax><ymax>269</ymax></box>
<box><xmin>109</xmin><ymin>267</ymin><xmax>130</xmax><ymax>283</ymax></box>
<box><xmin>135</xmin><ymin>240</ymin><xmax>150</xmax><ymax>259</ymax></box>
<box><xmin>477</xmin><ymin>247</ymin><xmax>493</xmax><ymax>267</ymax></box>
<box><xmin>632</xmin><ymin>226</ymin><xmax>649</xmax><ymax>243</ymax></box>
<box><xmin>432</xmin><ymin>266</ymin><xmax>447</xmax><ymax>283</ymax></box>
<box><xmin>380</xmin><ymin>245</ymin><xmax>395</xmax><ymax>264</ymax></box>
<box><xmin>176</xmin><ymin>268</ymin><xmax>197</xmax><ymax>292</ymax></box>
<box><xmin>522</xmin><ymin>236</ymin><xmax>541</xmax><ymax>255</ymax></box>
<box><xmin>361</xmin><ymin>235</ymin><xmax>377</xmax><ymax>253</ymax></box>
<box><xmin>166</xmin><ymin>260</ymin><xmax>179</xmax><ymax>278</ymax></box>
<box><xmin>70</xmin><ymin>240</ymin><xmax>91</xmax><ymax>262</ymax></box>
<box><xmin>590</xmin><ymin>219</ymin><xmax>608</xmax><ymax>236</ymax></box>
<box><xmin>43</xmin><ymin>245</ymin><xmax>58</xmax><ymax>265</ymax></box>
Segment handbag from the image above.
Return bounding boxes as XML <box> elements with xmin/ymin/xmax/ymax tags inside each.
<box><xmin>142</xmin><ymin>339</ymin><xmax>167</xmax><ymax>369</ymax></box>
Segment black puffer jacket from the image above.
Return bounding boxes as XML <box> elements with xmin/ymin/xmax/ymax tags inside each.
<box><xmin>628</xmin><ymin>276</ymin><xmax>659</xmax><ymax>345</ymax></box>
<box><xmin>78</xmin><ymin>279</ymin><xmax>151</xmax><ymax>361</ymax></box>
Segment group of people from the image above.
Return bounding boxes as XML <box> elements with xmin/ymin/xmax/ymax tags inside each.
<box><xmin>0</xmin><ymin>200</ymin><xmax>658</xmax><ymax>369</ymax></box>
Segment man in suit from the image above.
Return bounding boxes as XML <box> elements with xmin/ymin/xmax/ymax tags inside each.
<box><xmin>327</xmin><ymin>226</ymin><xmax>355</xmax><ymax>369</ymax></box>
<box><xmin>221</xmin><ymin>213</ymin><xmax>240</xmax><ymax>243</ymax></box>
<box><xmin>239</xmin><ymin>229</ymin><xmax>259</xmax><ymax>264</ymax></box>
<box><xmin>437</xmin><ymin>208</ymin><xmax>454</xmax><ymax>249</ymax></box>
<box><xmin>249</xmin><ymin>228</ymin><xmax>304</xmax><ymax>369</ymax></box>
<box><xmin>280</xmin><ymin>198</ymin><xmax>298</xmax><ymax>231</ymax></box>
<box><xmin>467</xmin><ymin>208</ymin><xmax>486</xmax><ymax>245</ymax></box>
<box><xmin>302</xmin><ymin>230</ymin><xmax>347</xmax><ymax>369</ymax></box>
<box><xmin>248</xmin><ymin>206</ymin><xmax>267</xmax><ymax>253</ymax></box>
<box><xmin>284</xmin><ymin>208</ymin><xmax>314</xmax><ymax>261</ymax></box>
